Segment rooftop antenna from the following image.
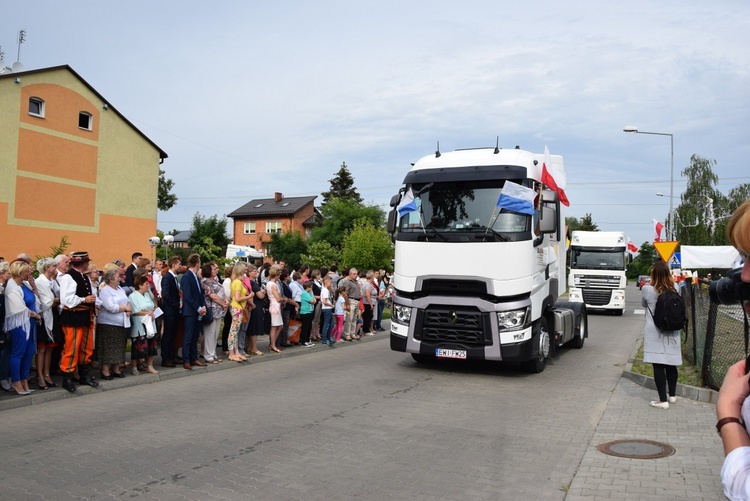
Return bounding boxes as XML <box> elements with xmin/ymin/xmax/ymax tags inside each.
<box><xmin>16</xmin><ymin>30</ymin><xmax>25</xmax><ymax>62</ymax></box>
<box><xmin>435</xmin><ymin>141</ymin><xmax>441</xmax><ymax>158</ymax></box>
<box><xmin>494</xmin><ymin>136</ymin><xmax>500</xmax><ymax>154</ymax></box>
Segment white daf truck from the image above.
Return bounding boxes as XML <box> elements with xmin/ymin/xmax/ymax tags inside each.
<box><xmin>567</xmin><ymin>231</ymin><xmax>627</xmax><ymax>315</ymax></box>
<box><xmin>387</xmin><ymin>146</ymin><xmax>587</xmax><ymax>372</ymax></box>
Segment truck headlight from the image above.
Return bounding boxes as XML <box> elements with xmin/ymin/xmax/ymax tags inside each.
<box><xmin>392</xmin><ymin>304</ymin><xmax>412</xmax><ymax>325</ymax></box>
<box><xmin>497</xmin><ymin>307</ymin><xmax>530</xmax><ymax>332</ymax></box>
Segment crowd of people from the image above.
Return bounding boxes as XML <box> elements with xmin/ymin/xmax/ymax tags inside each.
<box><xmin>0</xmin><ymin>250</ymin><xmax>393</xmax><ymax>395</ymax></box>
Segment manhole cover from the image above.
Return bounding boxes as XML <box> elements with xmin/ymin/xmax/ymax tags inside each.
<box><xmin>596</xmin><ymin>439</ymin><xmax>675</xmax><ymax>459</ymax></box>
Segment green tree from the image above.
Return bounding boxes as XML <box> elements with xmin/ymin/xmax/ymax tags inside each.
<box><xmin>321</xmin><ymin>162</ymin><xmax>363</xmax><ymax>206</ymax></box>
<box><xmin>309</xmin><ymin>198</ymin><xmax>384</xmax><ymax>250</ymax></box>
<box><xmin>565</xmin><ymin>214</ymin><xmax>598</xmax><ymax>233</ymax></box>
<box><xmin>268</xmin><ymin>231</ymin><xmax>308</xmax><ymax>270</ymax></box>
<box><xmin>672</xmin><ymin>155</ymin><xmax>725</xmax><ymax>245</ymax></box>
<box><xmin>158</xmin><ymin>169</ymin><xmax>177</xmax><ymax>211</ymax></box>
<box><xmin>188</xmin><ymin>213</ymin><xmax>230</xmax><ymax>249</ymax></box>
<box><xmin>301</xmin><ymin>241</ymin><xmax>341</xmax><ymax>270</ymax></box>
<box><xmin>341</xmin><ymin>219</ymin><xmax>393</xmax><ymax>271</ymax></box>
<box><xmin>191</xmin><ymin>236</ymin><xmax>224</xmax><ymax>264</ymax></box>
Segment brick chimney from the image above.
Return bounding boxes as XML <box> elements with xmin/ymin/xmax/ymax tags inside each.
<box><xmin>274</xmin><ymin>192</ymin><xmax>283</xmax><ymax>202</ymax></box>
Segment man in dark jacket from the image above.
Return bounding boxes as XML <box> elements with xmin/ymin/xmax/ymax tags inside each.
<box><xmin>160</xmin><ymin>256</ymin><xmax>182</xmax><ymax>367</ymax></box>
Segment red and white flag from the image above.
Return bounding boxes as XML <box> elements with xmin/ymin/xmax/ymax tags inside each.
<box><xmin>542</xmin><ymin>146</ymin><xmax>570</xmax><ymax>207</ymax></box>
<box><xmin>627</xmin><ymin>237</ymin><xmax>638</xmax><ymax>253</ymax></box>
<box><xmin>653</xmin><ymin>219</ymin><xmax>664</xmax><ymax>242</ymax></box>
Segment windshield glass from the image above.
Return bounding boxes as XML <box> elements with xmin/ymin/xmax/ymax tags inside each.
<box><xmin>398</xmin><ymin>181</ymin><xmax>530</xmax><ymax>235</ymax></box>
<box><xmin>570</xmin><ymin>250</ymin><xmax>625</xmax><ymax>270</ymax></box>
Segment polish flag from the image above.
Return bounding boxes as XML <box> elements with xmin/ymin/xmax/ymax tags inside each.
<box><xmin>541</xmin><ymin>146</ymin><xmax>570</xmax><ymax>207</ymax></box>
<box><xmin>627</xmin><ymin>237</ymin><xmax>638</xmax><ymax>253</ymax></box>
<box><xmin>653</xmin><ymin>219</ymin><xmax>664</xmax><ymax>242</ymax></box>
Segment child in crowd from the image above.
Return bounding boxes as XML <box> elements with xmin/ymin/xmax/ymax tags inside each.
<box><xmin>299</xmin><ymin>281</ymin><xmax>316</xmax><ymax>347</ymax></box>
<box><xmin>332</xmin><ymin>286</ymin><xmax>347</xmax><ymax>342</ymax></box>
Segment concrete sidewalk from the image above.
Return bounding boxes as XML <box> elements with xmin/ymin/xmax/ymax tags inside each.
<box><xmin>567</xmin><ymin>376</ymin><xmax>726</xmax><ymax>500</ymax></box>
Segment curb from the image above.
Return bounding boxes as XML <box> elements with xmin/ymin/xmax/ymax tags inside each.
<box><xmin>623</xmin><ymin>337</ymin><xmax>718</xmax><ymax>404</ymax></box>
<box><xmin>0</xmin><ymin>325</ymin><xmax>388</xmax><ymax>412</ymax></box>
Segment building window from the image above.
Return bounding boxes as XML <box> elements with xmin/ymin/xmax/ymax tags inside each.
<box><xmin>79</xmin><ymin>112</ymin><xmax>92</xmax><ymax>130</ymax></box>
<box><xmin>243</xmin><ymin>222</ymin><xmax>256</xmax><ymax>234</ymax></box>
<box><xmin>266</xmin><ymin>221</ymin><xmax>282</xmax><ymax>234</ymax></box>
<box><xmin>28</xmin><ymin>97</ymin><xmax>45</xmax><ymax>117</ymax></box>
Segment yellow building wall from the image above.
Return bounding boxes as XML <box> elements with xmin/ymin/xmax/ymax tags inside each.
<box><xmin>0</xmin><ymin>68</ymin><xmax>163</xmax><ymax>264</ymax></box>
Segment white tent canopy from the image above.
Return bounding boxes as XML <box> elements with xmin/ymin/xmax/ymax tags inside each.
<box><xmin>680</xmin><ymin>245</ymin><xmax>741</xmax><ymax>269</ymax></box>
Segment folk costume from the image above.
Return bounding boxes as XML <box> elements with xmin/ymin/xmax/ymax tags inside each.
<box><xmin>58</xmin><ymin>252</ymin><xmax>98</xmax><ymax>392</ymax></box>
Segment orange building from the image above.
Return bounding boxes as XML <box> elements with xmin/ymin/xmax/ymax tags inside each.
<box><xmin>0</xmin><ymin>65</ymin><xmax>167</xmax><ymax>263</ymax></box>
<box><xmin>228</xmin><ymin>193</ymin><xmax>317</xmax><ymax>257</ymax></box>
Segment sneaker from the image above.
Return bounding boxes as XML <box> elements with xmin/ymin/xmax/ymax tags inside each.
<box><xmin>649</xmin><ymin>401</ymin><xmax>669</xmax><ymax>409</ymax></box>
<box><xmin>303</xmin><ymin>342</ymin><xmax>315</xmax><ymax>348</ymax></box>
<box><xmin>668</xmin><ymin>396</ymin><xmax>677</xmax><ymax>404</ymax></box>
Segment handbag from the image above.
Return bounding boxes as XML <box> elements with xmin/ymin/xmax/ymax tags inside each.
<box><xmin>201</xmin><ymin>298</ymin><xmax>214</xmax><ymax>325</ymax></box>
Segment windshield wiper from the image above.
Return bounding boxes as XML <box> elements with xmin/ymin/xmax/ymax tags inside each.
<box><xmin>476</xmin><ymin>225</ymin><xmax>509</xmax><ymax>242</ymax></box>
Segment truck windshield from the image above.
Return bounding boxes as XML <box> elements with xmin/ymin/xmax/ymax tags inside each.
<box><xmin>570</xmin><ymin>250</ymin><xmax>625</xmax><ymax>270</ymax></box>
<box><xmin>398</xmin><ymin>181</ymin><xmax>530</xmax><ymax>236</ymax></box>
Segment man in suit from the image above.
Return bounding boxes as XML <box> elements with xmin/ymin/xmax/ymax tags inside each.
<box><xmin>180</xmin><ymin>253</ymin><xmax>206</xmax><ymax>370</ymax></box>
<box><xmin>160</xmin><ymin>256</ymin><xmax>182</xmax><ymax>368</ymax></box>
<box><xmin>124</xmin><ymin>252</ymin><xmax>142</xmax><ymax>288</ymax></box>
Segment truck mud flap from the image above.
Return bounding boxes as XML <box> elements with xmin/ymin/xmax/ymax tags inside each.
<box><xmin>499</xmin><ymin>339</ymin><xmax>534</xmax><ymax>362</ymax></box>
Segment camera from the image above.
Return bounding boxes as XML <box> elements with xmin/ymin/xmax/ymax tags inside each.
<box><xmin>709</xmin><ymin>267</ymin><xmax>750</xmax><ymax>304</ymax></box>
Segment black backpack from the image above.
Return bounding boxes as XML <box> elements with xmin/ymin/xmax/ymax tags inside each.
<box><xmin>650</xmin><ymin>289</ymin><xmax>687</xmax><ymax>332</ymax></box>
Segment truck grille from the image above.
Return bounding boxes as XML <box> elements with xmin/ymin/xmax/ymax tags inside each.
<box><xmin>582</xmin><ymin>289</ymin><xmax>614</xmax><ymax>306</ymax></box>
<box><xmin>576</xmin><ymin>275</ymin><xmax>621</xmax><ymax>289</ymax></box>
<box><xmin>415</xmin><ymin>307</ymin><xmax>488</xmax><ymax>346</ymax></box>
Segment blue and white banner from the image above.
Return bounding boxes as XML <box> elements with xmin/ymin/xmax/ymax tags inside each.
<box><xmin>496</xmin><ymin>181</ymin><xmax>535</xmax><ymax>215</ymax></box>
<box><xmin>397</xmin><ymin>188</ymin><xmax>418</xmax><ymax>217</ymax></box>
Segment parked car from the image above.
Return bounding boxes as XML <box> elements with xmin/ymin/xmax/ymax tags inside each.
<box><xmin>637</xmin><ymin>275</ymin><xmax>651</xmax><ymax>289</ymax></box>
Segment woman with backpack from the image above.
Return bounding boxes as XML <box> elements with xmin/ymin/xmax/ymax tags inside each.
<box><xmin>641</xmin><ymin>259</ymin><xmax>682</xmax><ymax>409</ymax></box>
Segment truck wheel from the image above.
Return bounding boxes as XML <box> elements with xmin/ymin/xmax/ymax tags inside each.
<box><xmin>525</xmin><ymin>317</ymin><xmax>550</xmax><ymax>373</ymax></box>
<box><xmin>411</xmin><ymin>353</ymin><xmax>434</xmax><ymax>364</ymax></box>
<box><xmin>570</xmin><ymin>307</ymin><xmax>587</xmax><ymax>349</ymax></box>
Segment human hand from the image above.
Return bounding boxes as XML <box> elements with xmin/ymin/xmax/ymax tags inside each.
<box><xmin>717</xmin><ymin>359</ymin><xmax>750</xmax><ymax>419</ymax></box>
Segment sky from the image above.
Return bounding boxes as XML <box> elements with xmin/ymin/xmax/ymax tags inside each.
<box><xmin>3</xmin><ymin>1</ymin><xmax>750</xmax><ymax>248</ymax></box>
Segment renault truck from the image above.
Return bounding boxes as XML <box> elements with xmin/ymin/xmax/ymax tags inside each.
<box><xmin>387</xmin><ymin>145</ymin><xmax>587</xmax><ymax>373</ymax></box>
<box><xmin>567</xmin><ymin>231</ymin><xmax>627</xmax><ymax>315</ymax></box>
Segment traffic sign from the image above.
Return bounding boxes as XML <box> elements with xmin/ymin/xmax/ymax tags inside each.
<box><xmin>654</xmin><ymin>241</ymin><xmax>679</xmax><ymax>263</ymax></box>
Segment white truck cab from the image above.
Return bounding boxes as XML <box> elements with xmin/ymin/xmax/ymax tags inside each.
<box><xmin>567</xmin><ymin>231</ymin><xmax>627</xmax><ymax>315</ymax></box>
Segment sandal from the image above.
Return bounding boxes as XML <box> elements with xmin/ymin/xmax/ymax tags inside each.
<box><xmin>147</xmin><ymin>366</ymin><xmax>159</xmax><ymax>374</ymax></box>
<box><xmin>131</xmin><ymin>367</ymin><xmax>140</xmax><ymax>376</ymax></box>
<box><xmin>44</xmin><ymin>375</ymin><xmax>57</xmax><ymax>387</ymax></box>
<box><xmin>208</xmin><ymin>359</ymin><xmax>220</xmax><ymax>364</ymax></box>
<box><xmin>268</xmin><ymin>346</ymin><xmax>282</xmax><ymax>353</ymax></box>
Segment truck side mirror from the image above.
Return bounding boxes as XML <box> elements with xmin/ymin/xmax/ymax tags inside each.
<box><xmin>390</xmin><ymin>194</ymin><xmax>401</xmax><ymax>208</ymax></box>
<box><xmin>387</xmin><ymin>209</ymin><xmax>398</xmax><ymax>234</ymax></box>
<box><xmin>539</xmin><ymin>207</ymin><xmax>557</xmax><ymax>234</ymax></box>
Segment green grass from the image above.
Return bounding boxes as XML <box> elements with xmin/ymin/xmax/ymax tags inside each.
<box><xmin>629</xmin><ymin>341</ymin><xmax>703</xmax><ymax>387</ymax></box>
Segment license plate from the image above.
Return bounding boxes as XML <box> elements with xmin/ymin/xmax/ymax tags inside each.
<box><xmin>435</xmin><ymin>348</ymin><xmax>467</xmax><ymax>359</ymax></box>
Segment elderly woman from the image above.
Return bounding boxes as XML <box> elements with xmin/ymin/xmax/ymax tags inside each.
<box><xmin>201</xmin><ymin>262</ymin><xmax>229</xmax><ymax>364</ymax></box>
<box><xmin>35</xmin><ymin>258</ymin><xmax>59</xmax><ymax>389</ymax></box>
<box><xmin>128</xmin><ymin>274</ymin><xmax>159</xmax><ymax>375</ymax></box>
<box><xmin>3</xmin><ymin>260</ymin><xmax>40</xmax><ymax>395</ymax></box>
<box><xmin>96</xmin><ymin>266</ymin><xmax>131</xmax><ymax>379</ymax></box>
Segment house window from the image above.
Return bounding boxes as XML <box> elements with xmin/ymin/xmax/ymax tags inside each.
<box><xmin>28</xmin><ymin>97</ymin><xmax>45</xmax><ymax>117</ymax></box>
<box><xmin>266</xmin><ymin>221</ymin><xmax>282</xmax><ymax>234</ymax></box>
<box><xmin>78</xmin><ymin>112</ymin><xmax>92</xmax><ymax>130</ymax></box>
<box><xmin>243</xmin><ymin>222</ymin><xmax>256</xmax><ymax>234</ymax></box>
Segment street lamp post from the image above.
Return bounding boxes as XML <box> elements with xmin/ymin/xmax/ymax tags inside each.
<box><xmin>624</xmin><ymin>126</ymin><xmax>674</xmax><ymax>239</ymax></box>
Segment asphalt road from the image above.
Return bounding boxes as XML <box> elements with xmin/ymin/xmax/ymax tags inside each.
<box><xmin>0</xmin><ymin>287</ymin><xmax>646</xmax><ymax>500</ymax></box>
